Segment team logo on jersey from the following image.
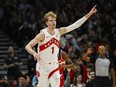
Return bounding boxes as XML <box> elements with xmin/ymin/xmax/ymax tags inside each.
<box><xmin>56</xmin><ymin>34</ymin><xmax>59</xmax><ymax>38</ymax></box>
<box><xmin>36</xmin><ymin>71</ymin><xmax>40</xmax><ymax>77</ymax></box>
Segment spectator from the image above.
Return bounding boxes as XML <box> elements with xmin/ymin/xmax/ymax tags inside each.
<box><xmin>0</xmin><ymin>75</ymin><xmax>9</xmax><ymax>87</ymax></box>
<box><xmin>4</xmin><ymin>46</ymin><xmax>22</xmax><ymax>80</ymax></box>
<box><xmin>86</xmin><ymin>71</ymin><xmax>95</xmax><ymax>87</ymax></box>
<box><xmin>31</xmin><ymin>75</ymin><xmax>38</xmax><ymax>87</ymax></box>
<box><xmin>7</xmin><ymin>76</ymin><xmax>17</xmax><ymax>87</ymax></box>
<box><xmin>70</xmin><ymin>73</ymin><xmax>85</xmax><ymax>87</ymax></box>
<box><xmin>69</xmin><ymin>58</ymin><xmax>87</xmax><ymax>85</ymax></box>
<box><xmin>18</xmin><ymin>21</ymin><xmax>35</xmax><ymax>47</ymax></box>
<box><xmin>75</xmin><ymin>58</ymin><xmax>88</xmax><ymax>84</ymax></box>
<box><xmin>27</xmin><ymin>55</ymin><xmax>37</xmax><ymax>79</ymax></box>
<box><xmin>16</xmin><ymin>74</ymin><xmax>29</xmax><ymax>87</ymax></box>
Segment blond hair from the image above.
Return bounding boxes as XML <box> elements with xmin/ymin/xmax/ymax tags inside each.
<box><xmin>44</xmin><ymin>11</ymin><xmax>57</xmax><ymax>22</ymax></box>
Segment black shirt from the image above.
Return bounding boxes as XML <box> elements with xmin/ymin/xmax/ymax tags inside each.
<box><xmin>4</xmin><ymin>54</ymin><xmax>22</xmax><ymax>79</ymax></box>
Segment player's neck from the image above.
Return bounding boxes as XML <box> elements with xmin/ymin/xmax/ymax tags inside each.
<box><xmin>47</xmin><ymin>27</ymin><xmax>55</xmax><ymax>35</ymax></box>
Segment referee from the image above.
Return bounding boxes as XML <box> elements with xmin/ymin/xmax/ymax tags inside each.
<box><xmin>83</xmin><ymin>45</ymin><xmax>115</xmax><ymax>87</ymax></box>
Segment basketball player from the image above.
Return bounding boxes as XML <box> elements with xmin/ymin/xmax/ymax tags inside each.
<box><xmin>36</xmin><ymin>49</ymin><xmax>75</xmax><ymax>87</ymax></box>
<box><xmin>58</xmin><ymin>49</ymin><xmax>75</xmax><ymax>87</ymax></box>
<box><xmin>25</xmin><ymin>5</ymin><xmax>97</xmax><ymax>87</ymax></box>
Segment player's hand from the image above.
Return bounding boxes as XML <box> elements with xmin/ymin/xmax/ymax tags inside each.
<box><xmin>87</xmin><ymin>48</ymin><xmax>93</xmax><ymax>54</ymax></box>
<box><xmin>86</xmin><ymin>5</ymin><xmax>97</xmax><ymax>18</ymax></box>
<box><xmin>89</xmin><ymin>5</ymin><xmax>97</xmax><ymax>15</ymax></box>
<box><xmin>33</xmin><ymin>53</ymin><xmax>41</xmax><ymax>60</ymax></box>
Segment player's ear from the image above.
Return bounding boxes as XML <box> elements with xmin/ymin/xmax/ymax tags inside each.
<box><xmin>46</xmin><ymin>21</ymin><xmax>48</xmax><ymax>26</ymax></box>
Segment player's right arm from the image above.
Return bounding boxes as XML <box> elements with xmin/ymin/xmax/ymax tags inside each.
<box><xmin>83</xmin><ymin>48</ymin><xmax>93</xmax><ymax>62</ymax></box>
<box><xmin>25</xmin><ymin>32</ymin><xmax>44</xmax><ymax>59</ymax></box>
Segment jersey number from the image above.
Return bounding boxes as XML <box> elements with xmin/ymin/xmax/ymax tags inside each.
<box><xmin>51</xmin><ymin>47</ymin><xmax>54</xmax><ymax>54</ymax></box>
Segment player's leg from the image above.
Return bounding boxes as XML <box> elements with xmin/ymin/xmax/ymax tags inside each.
<box><xmin>49</xmin><ymin>70</ymin><xmax>60</xmax><ymax>87</ymax></box>
<box><xmin>37</xmin><ymin>74</ymin><xmax>49</xmax><ymax>87</ymax></box>
<box><xmin>36</xmin><ymin>62</ymin><xmax>49</xmax><ymax>87</ymax></box>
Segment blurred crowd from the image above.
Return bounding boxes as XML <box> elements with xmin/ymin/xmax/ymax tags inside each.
<box><xmin>0</xmin><ymin>0</ymin><xmax>116</xmax><ymax>87</ymax></box>
<box><xmin>0</xmin><ymin>0</ymin><xmax>115</xmax><ymax>49</ymax></box>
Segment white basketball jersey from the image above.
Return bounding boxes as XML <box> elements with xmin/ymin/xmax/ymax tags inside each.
<box><xmin>37</xmin><ymin>28</ymin><xmax>60</xmax><ymax>64</ymax></box>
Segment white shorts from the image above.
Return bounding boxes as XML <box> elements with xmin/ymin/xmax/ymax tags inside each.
<box><xmin>36</xmin><ymin>62</ymin><xmax>61</xmax><ymax>87</ymax></box>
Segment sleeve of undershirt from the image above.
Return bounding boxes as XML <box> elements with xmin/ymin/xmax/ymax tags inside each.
<box><xmin>66</xmin><ymin>16</ymin><xmax>87</xmax><ymax>33</ymax></box>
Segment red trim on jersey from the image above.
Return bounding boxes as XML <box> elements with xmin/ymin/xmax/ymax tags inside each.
<box><xmin>60</xmin><ymin>74</ymin><xmax>64</xmax><ymax>87</ymax></box>
<box><xmin>58</xmin><ymin>60</ymin><xmax>65</xmax><ymax>63</ymax></box>
<box><xmin>39</xmin><ymin>38</ymin><xmax>60</xmax><ymax>52</ymax></box>
<box><xmin>36</xmin><ymin>71</ymin><xmax>40</xmax><ymax>77</ymax></box>
<box><xmin>58</xmin><ymin>58</ymin><xmax>65</xmax><ymax>74</ymax></box>
<box><xmin>48</xmin><ymin>67</ymin><xmax>60</xmax><ymax>79</ymax></box>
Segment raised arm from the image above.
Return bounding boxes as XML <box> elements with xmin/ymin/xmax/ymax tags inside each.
<box><xmin>83</xmin><ymin>48</ymin><xmax>93</xmax><ymax>62</ymax></box>
<box><xmin>59</xmin><ymin>5</ymin><xmax>97</xmax><ymax>35</ymax></box>
<box><xmin>25</xmin><ymin>32</ymin><xmax>44</xmax><ymax>59</ymax></box>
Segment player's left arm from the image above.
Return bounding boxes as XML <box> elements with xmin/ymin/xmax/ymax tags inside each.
<box><xmin>59</xmin><ymin>5</ymin><xmax>97</xmax><ymax>36</ymax></box>
<box><xmin>59</xmin><ymin>51</ymin><xmax>75</xmax><ymax>69</ymax></box>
